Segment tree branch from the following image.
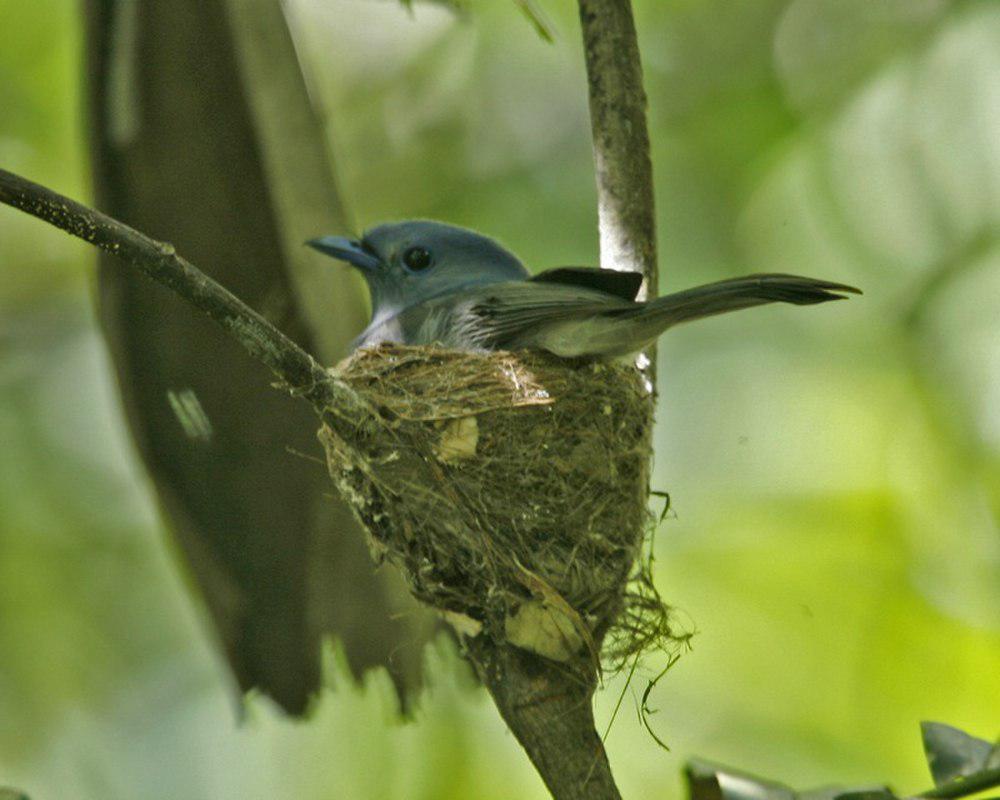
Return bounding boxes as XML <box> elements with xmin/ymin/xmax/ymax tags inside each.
<box><xmin>578</xmin><ymin>0</ymin><xmax>658</xmax><ymax>301</ymax></box>
<box><xmin>0</xmin><ymin>167</ymin><xmax>360</xmax><ymax>415</ymax></box>
<box><xmin>468</xmin><ymin>638</ymin><xmax>622</xmax><ymax>800</ymax></box>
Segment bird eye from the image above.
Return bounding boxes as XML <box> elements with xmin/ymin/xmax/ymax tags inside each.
<box><xmin>402</xmin><ymin>246</ymin><xmax>433</xmax><ymax>272</ymax></box>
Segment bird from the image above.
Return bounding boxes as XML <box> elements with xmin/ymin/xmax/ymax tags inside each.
<box><xmin>307</xmin><ymin>220</ymin><xmax>860</xmax><ymax>358</ymax></box>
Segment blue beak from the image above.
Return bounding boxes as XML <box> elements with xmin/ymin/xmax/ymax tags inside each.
<box><xmin>306</xmin><ymin>235</ymin><xmax>381</xmax><ymax>271</ymax></box>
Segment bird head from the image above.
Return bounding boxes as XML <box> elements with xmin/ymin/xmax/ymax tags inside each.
<box><xmin>307</xmin><ymin>220</ymin><xmax>529</xmax><ymax>319</ymax></box>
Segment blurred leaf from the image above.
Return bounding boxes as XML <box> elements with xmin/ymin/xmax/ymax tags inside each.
<box><xmin>84</xmin><ymin>0</ymin><xmax>428</xmax><ymax>715</ymax></box>
<box><xmin>922</xmin><ymin>722</ymin><xmax>999</xmax><ymax>786</ymax></box>
<box><xmin>773</xmin><ymin>0</ymin><xmax>951</xmax><ymax>115</ymax></box>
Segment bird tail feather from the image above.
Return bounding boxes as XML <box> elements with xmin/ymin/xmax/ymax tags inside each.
<box><xmin>506</xmin><ymin>273</ymin><xmax>859</xmax><ymax>358</ymax></box>
<box><xmin>629</xmin><ymin>273</ymin><xmax>859</xmax><ymax>328</ymax></box>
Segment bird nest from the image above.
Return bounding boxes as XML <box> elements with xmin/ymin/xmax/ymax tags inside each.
<box><xmin>319</xmin><ymin>344</ymin><xmax>673</xmax><ymax>673</ymax></box>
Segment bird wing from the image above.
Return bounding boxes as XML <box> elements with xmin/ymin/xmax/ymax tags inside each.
<box><xmin>529</xmin><ymin>267</ymin><xmax>644</xmax><ymax>301</ymax></box>
<box><xmin>455</xmin><ymin>280</ymin><xmax>633</xmax><ymax>349</ymax></box>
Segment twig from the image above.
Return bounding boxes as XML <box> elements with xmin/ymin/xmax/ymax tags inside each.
<box><xmin>0</xmin><ymin>167</ymin><xmax>360</xmax><ymax>416</ymax></box>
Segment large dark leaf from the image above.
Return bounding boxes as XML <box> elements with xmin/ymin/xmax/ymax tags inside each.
<box><xmin>84</xmin><ymin>0</ymin><xmax>428</xmax><ymax>714</ymax></box>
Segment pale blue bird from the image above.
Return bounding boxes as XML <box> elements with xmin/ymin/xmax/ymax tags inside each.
<box><xmin>308</xmin><ymin>220</ymin><xmax>859</xmax><ymax>358</ymax></box>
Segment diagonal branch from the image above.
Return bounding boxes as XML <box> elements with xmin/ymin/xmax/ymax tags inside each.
<box><xmin>0</xmin><ymin>167</ymin><xmax>361</xmax><ymax>417</ymax></box>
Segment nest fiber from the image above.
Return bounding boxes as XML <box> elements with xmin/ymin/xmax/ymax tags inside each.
<box><xmin>320</xmin><ymin>344</ymin><xmax>666</xmax><ymax>669</ymax></box>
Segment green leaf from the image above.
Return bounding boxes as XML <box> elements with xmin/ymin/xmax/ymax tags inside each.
<box><xmin>922</xmin><ymin>721</ymin><xmax>997</xmax><ymax>786</ymax></box>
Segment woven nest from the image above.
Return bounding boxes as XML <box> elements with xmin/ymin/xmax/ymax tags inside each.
<box><xmin>319</xmin><ymin>344</ymin><xmax>672</xmax><ymax>673</ymax></box>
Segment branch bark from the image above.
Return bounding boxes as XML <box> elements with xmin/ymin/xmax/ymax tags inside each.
<box><xmin>0</xmin><ymin>167</ymin><xmax>360</xmax><ymax>417</ymax></box>
<box><xmin>579</xmin><ymin>0</ymin><xmax>658</xmax><ymax>298</ymax></box>
<box><xmin>579</xmin><ymin>0</ymin><xmax>659</xmax><ymax>393</ymax></box>
<box><xmin>468</xmin><ymin>638</ymin><xmax>622</xmax><ymax>800</ymax></box>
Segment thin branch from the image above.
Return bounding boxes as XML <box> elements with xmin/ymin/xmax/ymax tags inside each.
<box><xmin>579</xmin><ymin>0</ymin><xmax>658</xmax><ymax>390</ymax></box>
<box><xmin>0</xmin><ymin>167</ymin><xmax>358</xmax><ymax>414</ymax></box>
<box><xmin>578</xmin><ymin>0</ymin><xmax>658</xmax><ymax>299</ymax></box>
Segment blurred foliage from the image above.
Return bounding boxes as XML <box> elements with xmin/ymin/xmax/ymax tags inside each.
<box><xmin>0</xmin><ymin>0</ymin><xmax>998</xmax><ymax>799</ymax></box>
<box><xmin>686</xmin><ymin>721</ymin><xmax>1000</xmax><ymax>800</ymax></box>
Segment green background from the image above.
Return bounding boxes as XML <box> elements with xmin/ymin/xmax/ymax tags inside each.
<box><xmin>0</xmin><ymin>1</ymin><xmax>997</xmax><ymax>798</ymax></box>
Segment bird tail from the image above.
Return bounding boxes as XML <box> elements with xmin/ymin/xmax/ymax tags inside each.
<box><xmin>577</xmin><ymin>274</ymin><xmax>861</xmax><ymax>357</ymax></box>
<box><xmin>631</xmin><ymin>273</ymin><xmax>858</xmax><ymax>326</ymax></box>
<box><xmin>508</xmin><ymin>273</ymin><xmax>859</xmax><ymax>358</ymax></box>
